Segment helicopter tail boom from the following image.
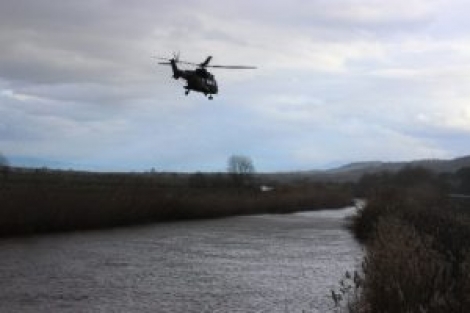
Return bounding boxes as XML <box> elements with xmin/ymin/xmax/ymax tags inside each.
<box><xmin>170</xmin><ymin>59</ymin><xmax>180</xmax><ymax>79</ymax></box>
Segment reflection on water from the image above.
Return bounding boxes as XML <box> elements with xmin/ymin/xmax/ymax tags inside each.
<box><xmin>0</xmin><ymin>207</ymin><xmax>362</xmax><ymax>313</ymax></box>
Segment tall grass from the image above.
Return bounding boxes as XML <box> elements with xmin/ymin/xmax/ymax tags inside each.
<box><xmin>0</xmin><ymin>168</ymin><xmax>352</xmax><ymax>237</ymax></box>
<box><xmin>344</xmin><ymin>167</ymin><xmax>470</xmax><ymax>312</ymax></box>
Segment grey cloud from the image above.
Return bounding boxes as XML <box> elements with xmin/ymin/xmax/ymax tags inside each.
<box><xmin>187</xmin><ymin>0</ymin><xmax>439</xmax><ymax>40</ymax></box>
<box><xmin>0</xmin><ymin>1</ymin><xmax>178</xmax><ymax>85</ymax></box>
<box><xmin>1</xmin><ymin>0</ymin><xmax>469</xmax><ymax>171</ymax></box>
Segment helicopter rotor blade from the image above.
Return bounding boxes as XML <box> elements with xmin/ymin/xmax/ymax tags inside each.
<box><xmin>176</xmin><ymin>60</ymin><xmax>200</xmax><ymax>66</ymax></box>
<box><xmin>153</xmin><ymin>55</ymin><xmax>199</xmax><ymax>66</ymax></box>
<box><xmin>153</xmin><ymin>55</ymin><xmax>256</xmax><ymax>69</ymax></box>
<box><xmin>152</xmin><ymin>56</ymin><xmax>172</xmax><ymax>62</ymax></box>
<box><xmin>208</xmin><ymin>65</ymin><xmax>257</xmax><ymax>69</ymax></box>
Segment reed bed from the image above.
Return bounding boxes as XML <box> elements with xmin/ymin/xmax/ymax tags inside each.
<box><xmin>0</xmin><ymin>169</ymin><xmax>352</xmax><ymax>237</ymax></box>
<box><xmin>339</xmin><ymin>167</ymin><xmax>470</xmax><ymax>312</ymax></box>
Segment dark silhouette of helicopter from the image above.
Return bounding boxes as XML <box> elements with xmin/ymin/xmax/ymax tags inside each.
<box><xmin>156</xmin><ymin>53</ymin><xmax>256</xmax><ymax>100</ymax></box>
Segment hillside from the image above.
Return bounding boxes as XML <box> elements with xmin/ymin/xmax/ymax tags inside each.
<box><xmin>262</xmin><ymin>155</ymin><xmax>470</xmax><ymax>184</ymax></box>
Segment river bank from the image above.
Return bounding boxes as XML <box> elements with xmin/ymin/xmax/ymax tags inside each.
<box><xmin>343</xmin><ymin>167</ymin><xmax>470</xmax><ymax>312</ymax></box>
<box><xmin>0</xmin><ymin>168</ymin><xmax>353</xmax><ymax>237</ymax></box>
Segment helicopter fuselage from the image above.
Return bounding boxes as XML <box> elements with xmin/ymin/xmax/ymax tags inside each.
<box><xmin>171</xmin><ymin>59</ymin><xmax>218</xmax><ymax>98</ymax></box>
<box><xmin>158</xmin><ymin>55</ymin><xmax>254</xmax><ymax>99</ymax></box>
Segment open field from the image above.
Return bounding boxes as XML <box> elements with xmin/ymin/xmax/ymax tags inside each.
<box><xmin>0</xmin><ymin>168</ymin><xmax>353</xmax><ymax>237</ymax></box>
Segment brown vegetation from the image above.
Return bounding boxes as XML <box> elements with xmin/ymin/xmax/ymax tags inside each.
<box><xmin>341</xmin><ymin>167</ymin><xmax>470</xmax><ymax>312</ymax></box>
<box><xmin>0</xmin><ymin>168</ymin><xmax>352</xmax><ymax>237</ymax></box>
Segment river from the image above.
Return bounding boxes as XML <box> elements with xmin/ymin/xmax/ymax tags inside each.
<box><xmin>0</xmin><ymin>207</ymin><xmax>362</xmax><ymax>313</ymax></box>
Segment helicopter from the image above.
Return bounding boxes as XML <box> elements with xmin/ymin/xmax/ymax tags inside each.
<box><xmin>156</xmin><ymin>53</ymin><xmax>256</xmax><ymax>100</ymax></box>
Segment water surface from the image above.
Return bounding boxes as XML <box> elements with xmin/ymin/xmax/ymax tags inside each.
<box><xmin>0</xmin><ymin>207</ymin><xmax>361</xmax><ymax>312</ymax></box>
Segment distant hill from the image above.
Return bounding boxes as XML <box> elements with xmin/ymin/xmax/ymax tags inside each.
<box><xmin>262</xmin><ymin>155</ymin><xmax>470</xmax><ymax>184</ymax></box>
<box><xmin>329</xmin><ymin>161</ymin><xmax>386</xmax><ymax>173</ymax></box>
<box><xmin>408</xmin><ymin>156</ymin><xmax>470</xmax><ymax>172</ymax></box>
<box><xmin>326</xmin><ymin>155</ymin><xmax>470</xmax><ymax>181</ymax></box>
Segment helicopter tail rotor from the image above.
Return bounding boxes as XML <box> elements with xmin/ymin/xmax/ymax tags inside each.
<box><xmin>154</xmin><ymin>52</ymin><xmax>182</xmax><ymax>79</ymax></box>
<box><xmin>154</xmin><ymin>51</ymin><xmax>180</xmax><ymax>64</ymax></box>
<box><xmin>170</xmin><ymin>52</ymin><xmax>181</xmax><ymax>79</ymax></box>
<box><xmin>172</xmin><ymin>51</ymin><xmax>180</xmax><ymax>63</ymax></box>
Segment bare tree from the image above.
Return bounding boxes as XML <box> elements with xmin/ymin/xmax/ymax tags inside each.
<box><xmin>227</xmin><ymin>155</ymin><xmax>255</xmax><ymax>187</ymax></box>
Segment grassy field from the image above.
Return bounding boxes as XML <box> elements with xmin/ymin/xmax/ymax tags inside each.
<box><xmin>0</xmin><ymin>168</ymin><xmax>353</xmax><ymax>237</ymax></box>
<box><xmin>338</xmin><ymin>167</ymin><xmax>470</xmax><ymax>312</ymax></box>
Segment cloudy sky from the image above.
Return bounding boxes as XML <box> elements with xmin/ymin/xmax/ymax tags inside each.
<box><xmin>1</xmin><ymin>0</ymin><xmax>470</xmax><ymax>172</ymax></box>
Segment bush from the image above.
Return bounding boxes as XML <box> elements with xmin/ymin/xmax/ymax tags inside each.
<box><xmin>347</xmin><ymin>167</ymin><xmax>470</xmax><ymax>312</ymax></box>
<box><xmin>361</xmin><ymin>218</ymin><xmax>465</xmax><ymax>312</ymax></box>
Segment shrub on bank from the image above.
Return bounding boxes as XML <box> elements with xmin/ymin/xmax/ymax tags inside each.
<box><xmin>346</xmin><ymin>167</ymin><xmax>470</xmax><ymax>312</ymax></box>
<box><xmin>361</xmin><ymin>217</ymin><xmax>469</xmax><ymax>312</ymax></box>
